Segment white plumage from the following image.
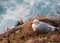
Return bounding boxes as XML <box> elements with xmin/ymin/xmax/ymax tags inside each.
<box><xmin>32</xmin><ymin>19</ymin><xmax>58</xmax><ymax>34</ymax></box>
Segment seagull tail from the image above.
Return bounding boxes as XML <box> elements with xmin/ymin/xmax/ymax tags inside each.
<box><xmin>55</xmin><ymin>27</ymin><xmax>59</xmax><ymax>31</ymax></box>
<box><xmin>56</xmin><ymin>27</ymin><xmax>59</xmax><ymax>30</ymax></box>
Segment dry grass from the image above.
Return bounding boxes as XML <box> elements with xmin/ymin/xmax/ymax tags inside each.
<box><xmin>0</xmin><ymin>16</ymin><xmax>60</xmax><ymax>43</ymax></box>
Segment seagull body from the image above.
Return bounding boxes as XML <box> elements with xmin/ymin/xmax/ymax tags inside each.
<box><xmin>32</xmin><ymin>20</ymin><xmax>58</xmax><ymax>34</ymax></box>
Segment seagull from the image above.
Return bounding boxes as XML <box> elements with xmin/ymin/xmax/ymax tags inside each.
<box><xmin>32</xmin><ymin>19</ymin><xmax>59</xmax><ymax>34</ymax></box>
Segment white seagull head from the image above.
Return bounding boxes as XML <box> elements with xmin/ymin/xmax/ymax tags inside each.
<box><xmin>33</xmin><ymin>19</ymin><xmax>40</xmax><ymax>24</ymax></box>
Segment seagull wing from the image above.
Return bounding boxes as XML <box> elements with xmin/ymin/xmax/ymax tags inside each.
<box><xmin>41</xmin><ymin>22</ymin><xmax>56</xmax><ymax>31</ymax></box>
<box><xmin>35</xmin><ymin>22</ymin><xmax>50</xmax><ymax>33</ymax></box>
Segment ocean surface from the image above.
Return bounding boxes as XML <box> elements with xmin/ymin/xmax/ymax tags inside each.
<box><xmin>0</xmin><ymin>0</ymin><xmax>60</xmax><ymax>34</ymax></box>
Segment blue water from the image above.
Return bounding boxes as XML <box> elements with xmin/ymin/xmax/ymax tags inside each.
<box><xmin>0</xmin><ymin>0</ymin><xmax>60</xmax><ymax>34</ymax></box>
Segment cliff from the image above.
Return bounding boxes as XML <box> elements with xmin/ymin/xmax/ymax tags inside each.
<box><xmin>0</xmin><ymin>16</ymin><xmax>60</xmax><ymax>43</ymax></box>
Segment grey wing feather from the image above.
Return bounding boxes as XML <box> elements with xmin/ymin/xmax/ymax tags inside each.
<box><xmin>35</xmin><ymin>23</ymin><xmax>50</xmax><ymax>33</ymax></box>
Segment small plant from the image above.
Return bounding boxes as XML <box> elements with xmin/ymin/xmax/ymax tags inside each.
<box><xmin>16</xmin><ymin>20</ymin><xmax>24</xmax><ymax>26</ymax></box>
<box><xmin>7</xmin><ymin>27</ymin><xmax>10</xmax><ymax>32</ymax></box>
